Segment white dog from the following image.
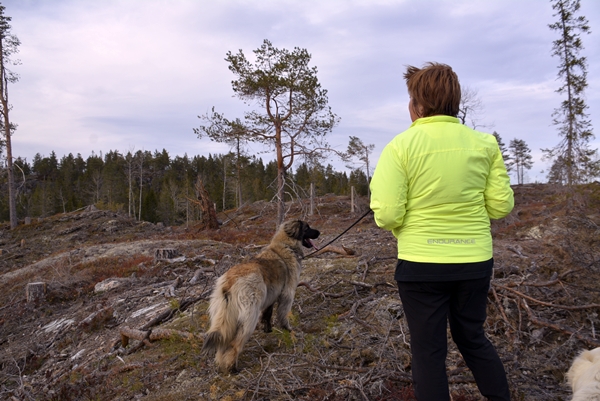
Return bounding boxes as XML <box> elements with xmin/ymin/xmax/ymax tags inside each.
<box><xmin>567</xmin><ymin>347</ymin><xmax>600</xmax><ymax>400</ymax></box>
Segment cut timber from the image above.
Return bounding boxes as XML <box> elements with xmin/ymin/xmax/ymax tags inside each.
<box><xmin>26</xmin><ymin>282</ymin><xmax>47</xmax><ymax>302</ymax></box>
<box><xmin>154</xmin><ymin>248</ymin><xmax>180</xmax><ymax>262</ymax></box>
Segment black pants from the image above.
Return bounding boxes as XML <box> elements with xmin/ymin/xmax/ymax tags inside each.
<box><xmin>397</xmin><ymin>274</ymin><xmax>510</xmax><ymax>401</ymax></box>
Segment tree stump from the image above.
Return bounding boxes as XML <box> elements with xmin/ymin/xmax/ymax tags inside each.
<box><xmin>26</xmin><ymin>282</ymin><xmax>47</xmax><ymax>302</ymax></box>
<box><xmin>195</xmin><ymin>177</ymin><xmax>219</xmax><ymax>230</ymax></box>
<box><xmin>154</xmin><ymin>248</ymin><xmax>180</xmax><ymax>262</ymax></box>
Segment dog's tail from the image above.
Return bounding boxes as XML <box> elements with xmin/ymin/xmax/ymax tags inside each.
<box><xmin>202</xmin><ymin>275</ymin><xmax>240</xmax><ymax>355</ymax></box>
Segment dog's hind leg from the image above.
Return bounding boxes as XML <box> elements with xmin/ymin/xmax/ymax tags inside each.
<box><xmin>220</xmin><ymin>306</ymin><xmax>261</xmax><ymax>372</ymax></box>
<box><xmin>261</xmin><ymin>304</ymin><xmax>274</xmax><ymax>333</ymax></box>
<box><xmin>221</xmin><ymin>282</ymin><xmax>264</xmax><ymax>372</ymax></box>
<box><xmin>214</xmin><ymin>345</ymin><xmax>230</xmax><ymax>373</ymax></box>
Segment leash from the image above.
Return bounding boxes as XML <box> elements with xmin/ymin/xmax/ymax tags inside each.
<box><xmin>303</xmin><ymin>208</ymin><xmax>374</xmax><ymax>259</ymax></box>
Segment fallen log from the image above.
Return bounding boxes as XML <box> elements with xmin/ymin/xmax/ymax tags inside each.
<box><xmin>120</xmin><ymin>326</ymin><xmax>198</xmax><ymax>348</ymax></box>
<box><xmin>311</xmin><ymin>245</ymin><xmax>356</xmax><ymax>257</ymax></box>
<box><xmin>141</xmin><ymin>294</ymin><xmax>208</xmax><ymax>330</ymax></box>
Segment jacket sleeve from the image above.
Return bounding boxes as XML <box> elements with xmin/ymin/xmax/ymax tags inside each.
<box><xmin>369</xmin><ymin>142</ymin><xmax>408</xmax><ymax>231</ymax></box>
<box><xmin>484</xmin><ymin>147</ymin><xmax>514</xmax><ymax>219</ymax></box>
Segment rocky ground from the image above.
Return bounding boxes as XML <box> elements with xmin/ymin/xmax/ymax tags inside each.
<box><xmin>1</xmin><ymin>184</ymin><xmax>600</xmax><ymax>400</ymax></box>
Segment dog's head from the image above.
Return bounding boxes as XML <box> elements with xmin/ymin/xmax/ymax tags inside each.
<box><xmin>282</xmin><ymin>220</ymin><xmax>320</xmax><ymax>249</ymax></box>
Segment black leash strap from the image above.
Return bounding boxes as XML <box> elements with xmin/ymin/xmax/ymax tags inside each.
<box><xmin>303</xmin><ymin>208</ymin><xmax>374</xmax><ymax>259</ymax></box>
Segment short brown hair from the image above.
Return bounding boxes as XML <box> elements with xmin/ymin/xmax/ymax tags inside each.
<box><xmin>404</xmin><ymin>62</ymin><xmax>461</xmax><ymax>118</ymax></box>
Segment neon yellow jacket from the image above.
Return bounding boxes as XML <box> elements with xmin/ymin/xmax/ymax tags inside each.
<box><xmin>370</xmin><ymin>116</ymin><xmax>514</xmax><ymax>263</ymax></box>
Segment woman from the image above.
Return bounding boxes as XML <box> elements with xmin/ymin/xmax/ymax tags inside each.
<box><xmin>370</xmin><ymin>62</ymin><xmax>514</xmax><ymax>401</ymax></box>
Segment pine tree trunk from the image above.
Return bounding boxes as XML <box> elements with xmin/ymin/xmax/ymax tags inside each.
<box><xmin>1</xmin><ymin>82</ymin><xmax>16</xmax><ymax>229</ymax></box>
<box><xmin>275</xmin><ymin>120</ymin><xmax>286</xmax><ymax>225</ymax></box>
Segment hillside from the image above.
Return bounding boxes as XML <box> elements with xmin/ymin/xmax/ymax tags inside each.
<box><xmin>1</xmin><ymin>184</ymin><xmax>600</xmax><ymax>400</ymax></box>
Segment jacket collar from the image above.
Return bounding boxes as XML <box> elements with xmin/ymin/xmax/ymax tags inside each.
<box><xmin>410</xmin><ymin>115</ymin><xmax>460</xmax><ymax>128</ymax></box>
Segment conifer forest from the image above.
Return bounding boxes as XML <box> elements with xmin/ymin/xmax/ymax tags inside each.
<box><xmin>0</xmin><ymin>150</ymin><xmax>369</xmax><ymax>225</ymax></box>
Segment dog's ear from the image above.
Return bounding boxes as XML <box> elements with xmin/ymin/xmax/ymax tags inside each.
<box><xmin>283</xmin><ymin>220</ymin><xmax>305</xmax><ymax>241</ymax></box>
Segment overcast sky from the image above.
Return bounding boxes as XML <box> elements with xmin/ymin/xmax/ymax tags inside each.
<box><xmin>3</xmin><ymin>0</ymin><xmax>600</xmax><ymax>184</ymax></box>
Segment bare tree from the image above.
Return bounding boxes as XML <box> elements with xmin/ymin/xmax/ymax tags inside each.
<box><xmin>125</xmin><ymin>150</ymin><xmax>135</xmax><ymax>219</ymax></box>
<box><xmin>196</xmin><ymin>39</ymin><xmax>339</xmax><ymax>224</ymax></box>
<box><xmin>457</xmin><ymin>86</ymin><xmax>490</xmax><ymax>130</ymax></box>
<box><xmin>136</xmin><ymin>150</ymin><xmax>146</xmax><ymax>221</ymax></box>
<box><xmin>0</xmin><ymin>4</ymin><xmax>20</xmax><ymax>228</ymax></box>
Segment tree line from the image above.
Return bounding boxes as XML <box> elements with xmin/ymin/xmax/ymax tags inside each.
<box><xmin>0</xmin><ymin>149</ymin><xmax>368</xmax><ymax>225</ymax></box>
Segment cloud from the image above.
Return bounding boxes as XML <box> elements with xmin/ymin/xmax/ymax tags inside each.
<box><xmin>2</xmin><ymin>0</ymin><xmax>599</xmax><ymax>185</ymax></box>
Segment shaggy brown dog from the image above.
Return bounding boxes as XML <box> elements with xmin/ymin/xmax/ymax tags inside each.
<box><xmin>567</xmin><ymin>347</ymin><xmax>600</xmax><ymax>400</ymax></box>
<box><xmin>202</xmin><ymin>220</ymin><xmax>319</xmax><ymax>372</ymax></box>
